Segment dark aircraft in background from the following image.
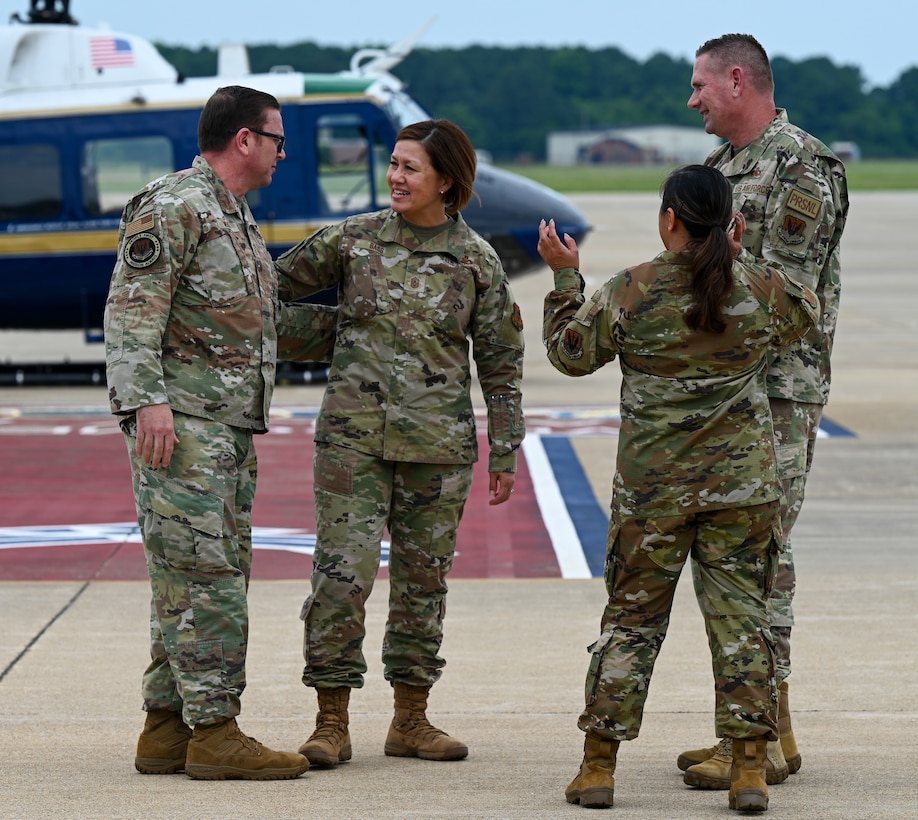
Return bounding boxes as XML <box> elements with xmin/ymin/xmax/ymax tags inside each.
<box><xmin>0</xmin><ymin>2</ymin><xmax>590</xmax><ymax>346</ymax></box>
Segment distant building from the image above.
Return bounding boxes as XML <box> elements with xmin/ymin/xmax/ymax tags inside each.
<box><xmin>830</xmin><ymin>141</ymin><xmax>861</xmax><ymax>161</ymax></box>
<box><xmin>547</xmin><ymin>126</ymin><xmax>722</xmax><ymax>166</ymax></box>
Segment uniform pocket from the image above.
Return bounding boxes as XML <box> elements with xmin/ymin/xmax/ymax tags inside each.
<box><xmin>314</xmin><ymin>447</ymin><xmax>354</xmax><ymax>496</ymax></box>
<box><xmin>177</xmin><ymin>227</ymin><xmax>252</xmax><ymax>306</ymax></box>
<box><xmin>585</xmin><ymin>629</ymin><xmax>616</xmax><ymax>705</ymax></box>
<box><xmin>300</xmin><ymin>594</ymin><xmax>315</xmax><ymax>661</ymax></box>
<box><xmin>176</xmin><ymin>638</ymin><xmax>224</xmax><ymax>673</ymax></box>
<box><xmin>138</xmin><ymin>468</ymin><xmax>226</xmax><ymax>571</ymax></box>
<box><xmin>430</xmin><ymin>262</ymin><xmax>472</xmax><ymax>331</ymax></box>
<box><xmin>775</xmin><ymin>440</ymin><xmax>807</xmax><ymax>480</ymax></box>
<box><xmin>343</xmin><ymin>243</ymin><xmax>391</xmax><ymax>319</ymax></box>
<box><xmin>603</xmin><ymin>518</ymin><xmax>622</xmax><ymax>595</ymax></box>
<box><xmin>764</xmin><ymin>525</ymin><xmax>783</xmax><ymax>598</ymax></box>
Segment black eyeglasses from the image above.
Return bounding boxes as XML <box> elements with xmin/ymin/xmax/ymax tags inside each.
<box><xmin>232</xmin><ymin>127</ymin><xmax>286</xmax><ymax>154</ymax></box>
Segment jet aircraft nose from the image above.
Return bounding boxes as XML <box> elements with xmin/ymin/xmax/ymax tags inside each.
<box><xmin>462</xmin><ymin>164</ymin><xmax>591</xmax><ymax>275</ymax></box>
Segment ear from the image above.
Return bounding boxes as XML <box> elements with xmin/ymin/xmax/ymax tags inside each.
<box><xmin>231</xmin><ymin>127</ymin><xmax>252</xmax><ymax>156</ymax></box>
<box><xmin>730</xmin><ymin>66</ymin><xmax>744</xmax><ymax>96</ymax></box>
<box><xmin>665</xmin><ymin>207</ymin><xmax>677</xmax><ymax>233</ymax></box>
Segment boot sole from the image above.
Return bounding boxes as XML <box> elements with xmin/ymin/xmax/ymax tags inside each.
<box><xmin>384</xmin><ymin>741</ymin><xmax>468</xmax><ymax>761</ymax></box>
<box><xmin>185</xmin><ymin>763</ymin><xmax>309</xmax><ymax>780</ymax></box>
<box><xmin>729</xmin><ymin>789</ymin><xmax>768</xmax><ymax>811</ymax></box>
<box><xmin>684</xmin><ymin>766</ymin><xmax>789</xmax><ymax>789</ymax></box>
<box><xmin>786</xmin><ymin>753</ymin><xmax>801</xmax><ymax>774</ymax></box>
<box><xmin>301</xmin><ymin>745</ymin><xmax>353</xmax><ymax>766</ymax></box>
<box><xmin>566</xmin><ymin>788</ymin><xmax>614</xmax><ymax>808</ymax></box>
<box><xmin>134</xmin><ymin>757</ymin><xmax>185</xmax><ymax>774</ymax></box>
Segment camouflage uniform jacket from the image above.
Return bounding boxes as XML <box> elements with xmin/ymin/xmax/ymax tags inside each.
<box><xmin>276</xmin><ymin>209</ymin><xmax>525</xmax><ymax>471</ymax></box>
<box><xmin>706</xmin><ymin>109</ymin><xmax>849</xmax><ymax>404</ymax></box>
<box><xmin>543</xmin><ymin>252</ymin><xmax>819</xmax><ymax>517</ymax></box>
<box><xmin>105</xmin><ymin>156</ymin><xmax>333</xmax><ymax>432</ymax></box>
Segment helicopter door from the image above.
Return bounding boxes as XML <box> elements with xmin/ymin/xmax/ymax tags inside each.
<box><xmin>0</xmin><ymin>143</ymin><xmax>62</xmax><ymax>221</ymax></box>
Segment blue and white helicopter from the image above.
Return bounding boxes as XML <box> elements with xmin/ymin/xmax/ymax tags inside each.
<box><xmin>0</xmin><ymin>1</ymin><xmax>589</xmax><ymax>342</ymax></box>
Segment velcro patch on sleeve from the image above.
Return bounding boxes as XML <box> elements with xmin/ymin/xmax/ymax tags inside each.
<box><xmin>124</xmin><ymin>232</ymin><xmax>162</xmax><ymax>269</ymax></box>
<box><xmin>125</xmin><ymin>212</ymin><xmax>155</xmax><ymax>238</ymax></box>
<box><xmin>786</xmin><ymin>188</ymin><xmax>822</xmax><ymax>220</ymax></box>
<box><xmin>511</xmin><ymin>302</ymin><xmax>523</xmax><ymax>331</ymax></box>
<box><xmin>562</xmin><ymin>328</ymin><xmax>584</xmax><ymax>359</ymax></box>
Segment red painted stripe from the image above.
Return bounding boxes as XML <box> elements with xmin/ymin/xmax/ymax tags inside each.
<box><xmin>0</xmin><ymin>415</ymin><xmax>559</xmax><ymax>580</ymax></box>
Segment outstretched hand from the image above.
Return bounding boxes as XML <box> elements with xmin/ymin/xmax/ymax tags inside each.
<box><xmin>538</xmin><ymin>218</ymin><xmax>580</xmax><ymax>272</ymax></box>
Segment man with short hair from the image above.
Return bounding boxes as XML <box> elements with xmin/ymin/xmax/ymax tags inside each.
<box><xmin>105</xmin><ymin>85</ymin><xmax>334</xmax><ymax>781</ymax></box>
<box><xmin>679</xmin><ymin>33</ymin><xmax>849</xmax><ymax>794</ymax></box>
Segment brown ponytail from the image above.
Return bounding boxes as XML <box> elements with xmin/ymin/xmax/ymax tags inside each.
<box><xmin>660</xmin><ymin>165</ymin><xmax>735</xmax><ymax>333</ymax></box>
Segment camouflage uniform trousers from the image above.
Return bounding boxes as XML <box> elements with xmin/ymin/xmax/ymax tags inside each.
<box><xmin>766</xmin><ymin>398</ymin><xmax>823</xmax><ymax>683</ymax></box>
<box><xmin>122</xmin><ymin>411</ymin><xmax>257</xmax><ymax>727</ymax></box>
<box><xmin>688</xmin><ymin>399</ymin><xmax>823</xmax><ymax>684</ymax></box>
<box><xmin>580</xmin><ymin>503</ymin><xmax>781</xmax><ymax>742</ymax></box>
<box><xmin>301</xmin><ymin>441</ymin><xmax>473</xmax><ymax>690</ymax></box>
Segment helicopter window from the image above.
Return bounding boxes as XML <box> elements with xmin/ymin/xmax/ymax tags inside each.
<box><xmin>82</xmin><ymin>137</ymin><xmax>173</xmax><ymax>217</ymax></box>
<box><xmin>316</xmin><ymin>115</ymin><xmax>389</xmax><ymax>215</ymax></box>
<box><xmin>383</xmin><ymin>90</ymin><xmax>431</xmax><ymax>130</ymax></box>
<box><xmin>0</xmin><ymin>144</ymin><xmax>61</xmax><ymax>221</ymax></box>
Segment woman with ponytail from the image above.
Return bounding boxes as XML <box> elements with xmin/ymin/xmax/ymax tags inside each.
<box><xmin>538</xmin><ymin>164</ymin><xmax>819</xmax><ymax>814</ymax></box>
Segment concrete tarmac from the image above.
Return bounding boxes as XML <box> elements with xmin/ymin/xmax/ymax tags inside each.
<box><xmin>2</xmin><ymin>192</ymin><xmax>916</xmax><ymax>818</ymax></box>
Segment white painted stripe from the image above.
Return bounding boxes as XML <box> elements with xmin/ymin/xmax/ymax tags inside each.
<box><xmin>522</xmin><ymin>435</ymin><xmax>592</xmax><ymax>579</ymax></box>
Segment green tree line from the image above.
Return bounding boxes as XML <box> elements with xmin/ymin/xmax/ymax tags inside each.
<box><xmin>157</xmin><ymin>41</ymin><xmax>918</xmax><ymax>162</ymax></box>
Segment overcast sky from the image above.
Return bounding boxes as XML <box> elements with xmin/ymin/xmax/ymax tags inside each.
<box><xmin>55</xmin><ymin>0</ymin><xmax>913</xmax><ymax>89</ymax></box>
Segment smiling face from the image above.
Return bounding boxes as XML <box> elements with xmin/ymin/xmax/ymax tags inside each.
<box><xmin>386</xmin><ymin>139</ymin><xmax>451</xmax><ymax>227</ymax></box>
<box><xmin>687</xmin><ymin>53</ymin><xmax>736</xmax><ymax>139</ymax></box>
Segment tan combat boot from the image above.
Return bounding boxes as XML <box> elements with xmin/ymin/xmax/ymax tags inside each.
<box><xmin>778</xmin><ymin>681</ymin><xmax>801</xmax><ymax>774</ymax></box>
<box><xmin>134</xmin><ymin>708</ymin><xmax>192</xmax><ymax>774</ymax></box>
<box><xmin>565</xmin><ymin>733</ymin><xmax>619</xmax><ymax>808</ymax></box>
<box><xmin>683</xmin><ymin>737</ymin><xmax>788</xmax><ymax>789</ymax></box>
<box><xmin>185</xmin><ymin>717</ymin><xmax>309</xmax><ymax>780</ymax></box>
<box><xmin>729</xmin><ymin>738</ymin><xmax>769</xmax><ymax>812</ymax></box>
<box><xmin>298</xmin><ymin>686</ymin><xmax>352</xmax><ymax>766</ymax></box>
<box><xmin>384</xmin><ymin>682</ymin><xmax>468</xmax><ymax>761</ymax></box>
<box><xmin>677</xmin><ymin>741</ymin><xmax>720</xmax><ymax>771</ymax></box>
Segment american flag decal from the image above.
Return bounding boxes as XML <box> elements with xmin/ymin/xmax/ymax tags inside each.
<box><xmin>90</xmin><ymin>37</ymin><xmax>135</xmax><ymax>69</ymax></box>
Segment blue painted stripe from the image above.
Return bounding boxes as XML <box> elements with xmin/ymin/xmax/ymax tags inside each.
<box><xmin>819</xmin><ymin>416</ymin><xmax>856</xmax><ymax>438</ymax></box>
<box><xmin>540</xmin><ymin>436</ymin><xmax>609</xmax><ymax>578</ymax></box>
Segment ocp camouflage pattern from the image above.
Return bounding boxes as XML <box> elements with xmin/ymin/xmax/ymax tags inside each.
<box><xmin>104</xmin><ymin>155</ymin><xmax>334</xmax><ymax>431</ymax></box>
<box><xmin>543</xmin><ymin>252</ymin><xmax>818</xmax><ymax>518</ymax></box>
<box><xmin>275</xmin><ymin>209</ymin><xmax>525</xmax><ymax>472</ymax></box>
<box><xmin>706</xmin><ymin>109</ymin><xmax>849</xmax><ymax>405</ymax></box>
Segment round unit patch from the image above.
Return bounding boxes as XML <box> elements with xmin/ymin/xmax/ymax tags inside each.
<box><xmin>124</xmin><ymin>232</ymin><xmax>162</xmax><ymax>268</ymax></box>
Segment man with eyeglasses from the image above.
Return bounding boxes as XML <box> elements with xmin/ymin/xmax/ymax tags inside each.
<box><xmin>104</xmin><ymin>85</ymin><xmax>335</xmax><ymax>781</ymax></box>
<box><xmin>244</xmin><ymin>126</ymin><xmax>286</xmax><ymax>154</ymax></box>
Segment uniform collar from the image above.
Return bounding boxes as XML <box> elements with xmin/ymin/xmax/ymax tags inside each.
<box><xmin>192</xmin><ymin>155</ymin><xmax>247</xmax><ymax>216</ymax></box>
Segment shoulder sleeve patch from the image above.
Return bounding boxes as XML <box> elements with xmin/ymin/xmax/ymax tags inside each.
<box><xmin>511</xmin><ymin>302</ymin><xmax>523</xmax><ymax>331</ymax></box>
<box><xmin>125</xmin><ymin>212</ymin><xmax>155</xmax><ymax>238</ymax></box>
<box><xmin>122</xmin><ymin>210</ymin><xmax>164</xmax><ymax>271</ymax></box>
<box><xmin>124</xmin><ymin>232</ymin><xmax>162</xmax><ymax>269</ymax></box>
<box><xmin>786</xmin><ymin>188</ymin><xmax>822</xmax><ymax>220</ymax></box>
<box><xmin>562</xmin><ymin>328</ymin><xmax>583</xmax><ymax>359</ymax></box>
